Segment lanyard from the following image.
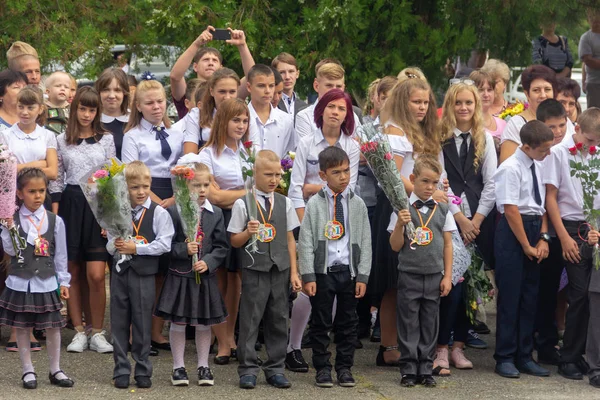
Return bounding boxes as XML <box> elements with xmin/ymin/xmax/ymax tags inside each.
<box><xmin>413</xmin><ymin>204</ymin><xmax>437</xmax><ymax>228</ymax></box>
<box><xmin>254</xmin><ymin>193</ymin><xmax>274</xmax><ymax>223</ymax></box>
<box><xmin>26</xmin><ymin>212</ymin><xmax>46</xmax><ymax>237</ymax></box>
<box><xmin>132</xmin><ymin>208</ymin><xmax>147</xmax><ymax>237</ymax></box>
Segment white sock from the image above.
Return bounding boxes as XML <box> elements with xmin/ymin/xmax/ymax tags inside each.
<box><xmin>46</xmin><ymin>328</ymin><xmax>67</xmax><ymax>380</ymax></box>
<box><xmin>195</xmin><ymin>325</ymin><xmax>211</xmax><ymax>368</ymax></box>
<box><xmin>169</xmin><ymin>323</ymin><xmax>186</xmax><ymax>370</ymax></box>
<box><xmin>287</xmin><ymin>292</ymin><xmax>311</xmax><ymax>353</ymax></box>
<box><xmin>16</xmin><ymin>328</ymin><xmax>35</xmax><ymax>382</ymax></box>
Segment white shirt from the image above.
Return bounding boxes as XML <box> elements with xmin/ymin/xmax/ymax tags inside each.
<box><xmin>1</xmin><ymin>206</ymin><xmax>70</xmax><ymax>293</ymax></box>
<box><xmin>288</xmin><ymin>129</ymin><xmax>360</xmax><ymax>209</ymax></box>
<box><xmin>227</xmin><ymin>189</ymin><xmax>300</xmax><ymax>233</ymax></box>
<box><xmin>447</xmin><ymin>128</ymin><xmax>497</xmax><ymax>218</ymax></box>
<box><xmin>2</xmin><ymin>123</ymin><xmax>56</xmax><ymax>163</ymax></box>
<box><xmin>248</xmin><ymin>102</ymin><xmax>295</xmax><ymax>158</ymax></box>
<box><xmin>324</xmin><ymin>185</ymin><xmax>350</xmax><ymax>266</ymax></box>
<box><xmin>281</xmin><ymin>92</ymin><xmax>297</xmax><ymax>115</ymax></box>
<box><xmin>493</xmin><ymin>147</ymin><xmax>546</xmax><ymax>215</ymax></box>
<box><xmin>106</xmin><ymin>197</ymin><xmax>174</xmax><ymax>256</ymax></box>
<box><xmin>295</xmin><ymin>99</ymin><xmax>362</xmax><ymax>139</ymax></box>
<box><xmin>542</xmin><ymin>134</ymin><xmax>600</xmax><ymax>221</ymax></box>
<box><xmin>387</xmin><ymin>193</ymin><xmax>457</xmax><ymax>233</ymax></box>
<box><xmin>121</xmin><ymin>118</ymin><xmax>184</xmax><ymax>178</ymax></box>
<box><xmin>178</xmin><ymin>107</ymin><xmax>213</xmax><ymax>146</ymax></box>
<box><xmin>180</xmin><ymin>141</ymin><xmax>251</xmax><ymax>190</ymax></box>
<box><xmin>384</xmin><ymin>121</ymin><xmax>416</xmax><ymax>177</ymax></box>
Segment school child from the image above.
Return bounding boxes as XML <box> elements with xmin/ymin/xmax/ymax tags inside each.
<box><xmin>388</xmin><ymin>155</ymin><xmax>455</xmax><ymax>387</ymax></box>
<box><xmin>271</xmin><ymin>69</ymin><xmax>285</xmax><ymax>109</ymax></box>
<box><xmin>298</xmin><ymin>146</ymin><xmax>372</xmax><ymax>388</ymax></box>
<box><xmin>228</xmin><ymin>150</ymin><xmax>301</xmax><ymax>389</ymax></box>
<box><xmin>246</xmin><ymin>64</ymin><xmax>295</xmax><ymax>158</ymax></box>
<box><xmin>106</xmin><ymin>161</ymin><xmax>174</xmax><ymax>389</ymax></box>
<box><xmin>271</xmin><ymin>52</ymin><xmax>308</xmax><ymax>119</ymax></box>
<box><xmin>53</xmin><ymin>87</ymin><xmax>115</xmax><ymax>354</ymax></box>
<box><xmin>542</xmin><ymin>108</ymin><xmax>600</xmax><ymax>380</ymax></box>
<box><xmin>44</xmin><ymin>71</ymin><xmax>72</xmax><ymax>135</ymax></box>
<box><xmin>172</xmin><ymin>81</ymin><xmax>207</xmax><ymax>151</ymax></box>
<box><xmin>585</xmin><ymin>228</ymin><xmax>600</xmax><ymax>389</ymax></box>
<box><xmin>0</xmin><ymin>168</ymin><xmax>74</xmax><ymax>389</ymax></box>
<box><xmin>493</xmin><ymin>120</ymin><xmax>554</xmax><ymax>379</ymax></box>
<box><xmin>95</xmin><ymin>68</ymin><xmax>131</xmax><ymax>160</ymax></box>
<box><xmin>155</xmin><ymin>162</ymin><xmax>229</xmax><ymax>387</ymax></box>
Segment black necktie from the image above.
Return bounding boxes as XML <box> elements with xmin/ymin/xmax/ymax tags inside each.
<box><xmin>459</xmin><ymin>133</ymin><xmax>470</xmax><ymax>168</ymax></box>
<box><xmin>153</xmin><ymin>126</ymin><xmax>172</xmax><ymax>160</ymax></box>
<box><xmin>263</xmin><ymin>195</ymin><xmax>271</xmax><ymax>218</ymax></box>
<box><xmin>335</xmin><ymin>193</ymin><xmax>345</xmax><ymax>238</ymax></box>
<box><xmin>531</xmin><ymin>163</ymin><xmax>542</xmax><ymax>205</ymax></box>
<box><xmin>414</xmin><ymin>199</ymin><xmax>436</xmax><ymax>210</ymax></box>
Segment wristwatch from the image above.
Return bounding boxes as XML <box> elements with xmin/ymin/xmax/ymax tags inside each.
<box><xmin>540</xmin><ymin>232</ymin><xmax>551</xmax><ymax>243</ymax></box>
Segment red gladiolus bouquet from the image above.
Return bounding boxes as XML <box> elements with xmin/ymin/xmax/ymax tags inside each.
<box><xmin>239</xmin><ymin>141</ymin><xmax>258</xmax><ymax>256</ymax></box>
<box><xmin>568</xmin><ymin>143</ymin><xmax>600</xmax><ymax>269</ymax></box>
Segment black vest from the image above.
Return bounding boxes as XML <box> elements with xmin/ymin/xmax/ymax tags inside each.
<box><xmin>115</xmin><ymin>202</ymin><xmax>159</xmax><ymax>276</ymax></box>
<box><xmin>9</xmin><ymin>211</ymin><xmax>56</xmax><ymax>280</ymax></box>
<box><xmin>443</xmin><ymin>135</ymin><xmax>484</xmax><ymax>215</ymax></box>
<box><xmin>240</xmin><ymin>193</ymin><xmax>290</xmax><ymax>272</ymax></box>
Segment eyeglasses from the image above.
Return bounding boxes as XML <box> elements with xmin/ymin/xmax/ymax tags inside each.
<box><xmin>449</xmin><ymin>78</ymin><xmax>475</xmax><ymax>86</ymax></box>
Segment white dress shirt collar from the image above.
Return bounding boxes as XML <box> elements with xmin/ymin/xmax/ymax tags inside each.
<box><xmin>324</xmin><ymin>184</ymin><xmax>350</xmax><ymax>198</ymax></box>
<box><xmin>453</xmin><ymin>127</ymin><xmax>472</xmax><ymax>138</ymax></box>
<box><xmin>20</xmin><ymin>204</ymin><xmax>46</xmax><ymax>220</ymax></box>
<box><xmin>12</xmin><ymin>123</ymin><xmax>43</xmax><ymax>140</ymax></box>
<box><xmin>133</xmin><ymin>197</ymin><xmax>152</xmax><ymax>213</ymax></box>
<box><xmin>200</xmin><ymin>199</ymin><xmax>214</xmax><ymax>213</ymax></box>
<box><xmin>101</xmin><ymin>114</ymin><xmax>129</xmax><ymax>123</ymax></box>
<box><xmin>248</xmin><ymin>102</ymin><xmax>278</xmax><ymax>126</ymax></box>
<box><xmin>515</xmin><ymin>147</ymin><xmax>534</xmax><ymax>168</ymax></box>
<box><xmin>140</xmin><ymin>118</ymin><xmax>165</xmax><ymax>132</ymax></box>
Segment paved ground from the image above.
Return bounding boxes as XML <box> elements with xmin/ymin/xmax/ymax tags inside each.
<box><xmin>0</xmin><ymin>299</ymin><xmax>598</xmax><ymax>399</ymax></box>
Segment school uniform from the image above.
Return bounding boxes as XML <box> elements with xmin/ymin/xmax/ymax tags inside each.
<box><xmin>100</xmin><ymin>114</ymin><xmax>128</xmax><ymax>160</ymax></box>
<box><xmin>53</xmin><ymin>133</ymin><xmax>115</xmax><ymax>262</ymax></box>
<box><xmin>179</xmin><ymin>108</ymin><xmax>213</xmax><ymax>150</ymax></box>
<box><xmin>278</xmin><ymin>91</ymin><xmax>308</xmax><ymax>122</ymax></box>
<box><xmin>228</xmin><ymin>190</ymin><xmax>300</xmax><ymax>378</ymax></box>
<box><xmin>542</xmin><ymin>135</ymin><xmax>600</xmax><ymax>367</ymax></box>
<box><xmin>106</xmin><ymin>198</ymin><xmax>174</xmax><ymax>379</ymax></box>
<box><xmin>0</xmin><ymin>206</ymin><xmax>70</xmax><ymax>329</ymax></box>
<box><xmin>298</xmin><ymin>186</ymin><xmax>372</xmax><ymax>373</ymax></box>
<box><xmin>155</xmin><ymin>200</ymin><xmax>229</xmax><ymax>326</ymax></box>
<box><xmin>248</xmin><ymin>102</ymin><xmax>295</xmax><ymax>158</ymax></box>
<box><xmin>121</xmin><ymin>118</ymin><xmax>184</xmax><ymax>200</ymax></box>
<box><xmin>493</xmin><ymin>148</ymin><xmax>546</xmax><ymax>366</ymax></box>
<box><xmin>388</xmin><ymin>193</ymin><xmax>456</xmax><ymax>376</ymax></box>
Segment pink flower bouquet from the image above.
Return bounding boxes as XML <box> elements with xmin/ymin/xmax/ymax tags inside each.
<box><xmin>0</xmin><ymin>145</ymin><xmax>26</xmax><ymax>263</ymax></box>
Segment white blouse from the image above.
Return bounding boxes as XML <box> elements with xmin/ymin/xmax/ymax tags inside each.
<box><xmin>1</xmin><ymin>123</ymin><xmax>56</xmax><ymax>163</ymax></box>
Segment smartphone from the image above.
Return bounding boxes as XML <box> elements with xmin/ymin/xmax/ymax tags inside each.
<box><xmin>212</xmin><ymin>29</ymin><xmax>231</xmax><ymax>41</ymax></box>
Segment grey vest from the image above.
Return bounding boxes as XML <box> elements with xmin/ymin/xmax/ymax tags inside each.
<box><xmin>397</xmin><ymin>202</ymin><xmax>448</xmax><ymax>275</ymax></box>
<box><xmin>116</xmin><ymin>202</ymin><xmax>159</xmax><ymax>276</ymax></box>
<box><xmin>9</xmin><ymin>212</ymin><xmax>56</xmax><ymax>280</ymax></box>
<box><xmin>240</xmin><ymin>193</ymin><xmax>290</xmax><ymax>272</ymax></box>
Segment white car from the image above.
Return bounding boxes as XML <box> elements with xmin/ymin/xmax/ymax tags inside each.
<box><xmin>506</xmin><ymin>67</ymin><xmax>587</xmax><ymax>111</ymax></box>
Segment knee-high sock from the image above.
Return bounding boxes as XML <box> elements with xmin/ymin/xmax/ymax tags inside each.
<box><xmin>287</xmin><ymin>292</ymin><xmax>312</xmax><ymax>352</ymax></box>
<box><xmin>170</xmin><ymin>323</ymin><xmax>187</xmax><ymax>369</ymax></box>
<box><xmin>195</xmin><ymin>325</ymin><xmax>211</xmax><ymax>368</ymax></box>
<box><xmin>16</xmin><ymin>328</ymin><xmax>34</xmax><ymax>382</ymax></box>
<box><xmin>46</xmin><ymin>328</ymin><xmax>67</xmax><ymax>380</ymax></box>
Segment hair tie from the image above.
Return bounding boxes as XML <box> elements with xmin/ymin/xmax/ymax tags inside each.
<box><xmin>406</xmin><ymin>73</ymin><xmax>417</xmax><ymax>79</ymax></box>
<box><xmin>141</xmin><ymin>71</ymin><xmax>156</xmax><ymax>81</ymax></box>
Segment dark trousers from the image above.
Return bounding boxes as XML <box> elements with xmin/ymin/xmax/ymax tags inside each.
<box><xmin>494</xmin><ymin>215</ymin><xmax>541</xmax><ymax>364</ymax></box>
<box><xmin>560</xmin><ymin>221</ymin><xmax>592</xmax><ymax>363</ymax></box>
<box><xmin>438</xmin><ymin>281</ymin><xmax>468</xmax><ymax>345</ymax></box>
<box><xmin>586</xmin><ymin>291</ymin><xmax>600</xmax><ymax>379</ymax></box>
<box><xmin>534</xmin><ymin>238</ymin><xmax>564</xmax><ymax>353</ymax></box>
<box><xmin>397</xmin><ymin>271</ymin><xmax>442</xmax><ymax>376</ymax></box>
<box><xmin>110</xmin><ymin>267</ymin><xmax>155</xmax><ymax>378</ymax></box>
<box><xmin>238</xmin><ymin>266</ymin><xmax>290</xmax><ymax>378</ymax></box>
<box><xmin>475</xmin><ymin>209</ymin><xmax>497</xmax><ymax>270</ymax></box>
<box><xmin>309</xmin><ymin>270</ymin><xmax>358</xmax><ymax>373</ymax></box>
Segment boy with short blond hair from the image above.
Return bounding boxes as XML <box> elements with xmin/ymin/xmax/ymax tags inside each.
<box><xmin>44</xmin><ymin>71</ymin><xmax>72</xmax><ymax>135</ymax></box>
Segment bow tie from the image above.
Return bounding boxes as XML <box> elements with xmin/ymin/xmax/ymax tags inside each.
<box><xmin>414</xmin><ymin>199</ymin><xmax>436</xmax><ymax>209</ymax></box>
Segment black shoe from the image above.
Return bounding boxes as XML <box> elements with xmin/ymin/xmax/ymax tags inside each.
<box><xmin>337</xmin><ymin>369</ymin><xmax>355</xmax><ymax>387</ymax></box>
<box><xmin>33</xmin><ymin>329</ymin><xmax>46</xmax><ymax>341</ymax></box>
<box><xmin>577</xmin><ymin>357</ymin><xmax>590</xmax><ymax>375</ymax></box>
<box><xmin>416</xmin><ymin>374</ymin><xmax>436</xmax><ymax>387</ymax></box>
<box><xmin>473</xmin><ymin>319</ymin><xmax>491</xmax><ymax>335</ymax></box>
<box><xmin>590</xmin><ymin>375</ymin><xmax>600</xmax><ymax>388</ymax></box>
<box><xmin>135</xmin><ymin>376</ymin><xmax>152</xmax><ymax>388</ymax></box>
<box><xmin>495</xmin><ymin>362</ymin><xmax>520</xmax><ymax>378</ymax></box>
<box><xmin>301</xmin><ymin>334</ymin><xmax>315</xmax><ymax>349</ymax></box>
<box><xmin>30</xmin><ymin>341</ymin><xmax>42</xmax><ymax>351</ymax></box>
<box><xmin>376</xmin><ymin>345</ymin><xmax>400</xmax><ymax>367</ymax></box>
<box><xmin>22</xmin><ymin>372</ymin><xmax>37</xmax><ymax>389</ymax></box>
<box><xmin>517</xmin><ymin>361</ymin><xmax>550</xmax><ymax>377</ymax></box>
<box><xmin>400</xmin><ymin>374</ymin><xmax>417</xmax><ymax>387</ymax></box>
<box><xmin>239</xmin><ymin>374</ymin><xmax>257</xmax><ymax>389</ymax></box>
<box><xmin>114</xmin><ymin>375</ymin><xmax>130</xmax><ymax>389</ymax></box>
<box><xmin>214</xmin><ymin>355</ymin><xmax>230</xmax><ymax>365</ymax></box>
<box><xmin>149</xmin><ymin>346</ymin><xmax>159</xmax><ymax>357</ymax></box>
<box><xmin>230</xmin><ymin>348</ymin><xmax>238</xmax><ymax>361</ymax></box>
<box><xmin>537</xmin><ymin>347</ymin><xmax>561</xmax><ymax>365</ymax></box>
<box><xmin>353</xmin><ymin>339</ymin><xmax>363</xmax><ymax>349</ymax></box>
<box><xmin>49</xmin><ymin>370</ymin><xmax>74</xmax><ymax>387</ymax></box>
<box><xmin>370</xmin><ymin>326</ymin><xmax>381</xmax><ymax>342</ymax></box>
<box><xmin>285</xmin><ymin>350</ymin><xmax>309</xmax><ymax>373</ymax></box>
<box><xmin>558</xmin><ymin>363</ymin><xmax>583</xmax><ymax>380</ymax></box>
<box><xmin>267</xmin><ymin>373</ymin><xmax>291</xmax><ymax>389</ymax></box>
<box><xmin>171</xmin><ymin>367</ymin><xmax>189</xmax><ymax>386</ymax></box>
<box><xmin>315</xmin><ymin>369</ymin><xmax>333</xmax><ymax>388</ymax></box>
<box><xmin>197</xmin><ymin>366</ymin><xmax>214</xmax><ymax>386</ymax></box>
<box><xmin>151</xmin><ymin>340</ymin><xmax>171</xmax><ymax>351</ymax></box>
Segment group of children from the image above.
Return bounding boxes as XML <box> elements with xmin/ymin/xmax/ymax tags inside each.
<box><xmin>0</xmin><ymin>27</ymin><xmax>599</xmax><ymax>392</ymax></box>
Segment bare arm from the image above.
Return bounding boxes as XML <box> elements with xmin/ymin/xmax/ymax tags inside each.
<box><xmin>499</xmin><ymin>140</ymin><xmax>519</xmax><ymax>164</ymax></box>
<box><xmin>546</xmin><ymin>184</ymin><xmax>581</xmax><ymax>263</ymax></box>
<box><xmin>582</xmin><ymin>55</ymin><xmax>600</xmax><ymax>70</ymax></box>
<box><xmin>170</xmin><ymin>27</ymin><xmax>214</xmax><ymax>101</ymax></box>
<box><xmin>42</xmin><ymin>148</ymin><xmax>58</xmax><ymax>180</ymax></box>
<box><xmin>227</xmin><ymin>29</ymin><xmax>255</xmax><ymax>100</ymax></box>
<box><xmin>183</xmin><ymin>142</ymin><xmax>199</xmax><ymax>155</ymax></box>
<box><xmin>208</xmin><ymin>182</ymin><xmax>245</xmax><ymax>209</ymax></box>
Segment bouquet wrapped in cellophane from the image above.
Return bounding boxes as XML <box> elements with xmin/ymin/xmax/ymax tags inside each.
<box><xmin>171</xmin><ymin>165</ymin><xmax>202</xmax><ymax>284</ymax></box>
<box><xmin>80</xmin><ymin>158</ymin><xmax>132</xmax><ymax>270</ymax></box>
<box><xmin>357</xmin><ymin>123</ymin><xmax>415</xmax><ymax>242</ymax></box>
<box><xmin>0</xmin><ymin>144</ymin><xmax>26</xmax><ymax>264</ymax></box>
<box><xmin>240</xmin><ymin>140</ymin><xmax>258</xmax><ymax>258</ymax></box>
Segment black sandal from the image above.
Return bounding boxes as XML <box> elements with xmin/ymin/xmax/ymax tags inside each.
<box><xmin>22</xmin><ymin>372</ymin><xmax>37</xmax><ymax>389</ymax></box>
<box><xmin>376</xmin><ymin>345</ymin><xmax>400</xmax><ymax>367</ymax></box>
<box><xmin>49</xmin><ymin>370</ymin><xmax>74</xmax><ymax>387</ymax></box>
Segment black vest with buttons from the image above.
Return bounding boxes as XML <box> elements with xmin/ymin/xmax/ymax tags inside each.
<box><xmin>115</xmin><ymin>202</ymin><xmax>159</xmax><ymax>276</ymax></box>
<box><xmin>9</xmin><ymin>212</ymin><xmax>56</xmax><ymax>280</ymax></box>
<box><xmin>443</xmin><ymin>136</ymin><xmax>484</xmax><ymax>214</ymax></box>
